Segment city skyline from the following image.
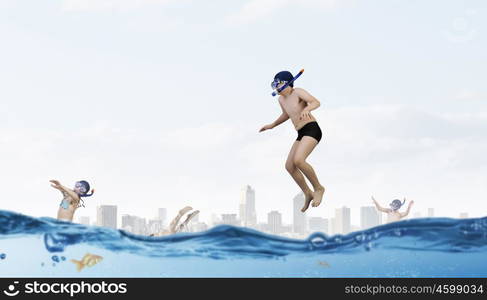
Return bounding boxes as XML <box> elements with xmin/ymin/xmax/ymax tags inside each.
<box><xmin>76</xmin><ymin>185</ymin><xmax>465</xmax><ymax>229</ymax></box>
<box><xmin>82</xmin><ymin>185</ymin><xmax>472</xmax><ymax>238</ymax></box>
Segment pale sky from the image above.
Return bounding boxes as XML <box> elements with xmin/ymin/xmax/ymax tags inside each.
<box><xmin>0</xmin><ymin>0</ymin><xmax>486</xmax><ymax>226</ymax></box>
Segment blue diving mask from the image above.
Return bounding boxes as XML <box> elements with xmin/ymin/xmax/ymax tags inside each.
<box><xmin>74</xmin><ymin>181</ymin><xmax>94</xmax><ymax>197</ymax></box>
<box><xmin>271</xmin><ymin>79</ymin><xmax>287</xmax><ymax>90</ymax></box>
<box><xmin>74</xmin><ymin>181</ymin><xmax>88</xmax><ymax>195</ymax></box>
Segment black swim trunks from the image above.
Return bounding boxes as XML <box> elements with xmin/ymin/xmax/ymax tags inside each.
<box><xmin>296</xmin><ymin>121</ymin><xmax>322</xmax><ymax>143</ymax></box>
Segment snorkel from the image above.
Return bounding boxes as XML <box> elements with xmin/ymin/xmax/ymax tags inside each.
<box><xmin>271</xmin><ymin>69</ymin><xmax>304</xmax><ymax>97</ymax></box>
<box><xmin>389</xmin><ymin>199</ymin><xmax>406</xmax><ymax>211</ymax></box>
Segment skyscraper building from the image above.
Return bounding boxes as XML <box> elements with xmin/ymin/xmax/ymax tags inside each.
<box><xmin>334</xmin><ymin>206</ymin><xmax>351</xmax><ymax>234</ymax></box>
<box><xmin>240</xmin><ymin>185</ymin><xmax>257</xmax><ymax>227</ymax></box>
<box><xmin>308</xmin><ymin>217</ymin><xmax>328</xmax><ymax>234</ymax></box>
<box><xmin>211</xmin><ymin>213</ymin><xmax>221</xmax><ymax>226</ymax></box>
<box><xmin>133</xmin><ymin>216</ymin><xmax>147</xmax><ymax>235</ymax></box>
<box><xmin>360</xmin><ymin>206</ymin><xmax>381</xmax><ymax>230</ymax></box>
<box><xmin>96</xmin><ymin>205</ymin><xmax>117</xmax><ymax>229</ymax></box>
<box><xmin>121</xmin><ymin>214</ymin><xmax>147</xmax><ymax>235</ymax></box>
<box><xmin>293</xmin><ymin>193</ymin><xmax>306</xmax><ymax>235</ymax></box>
<box><xmin>267</xmin><ymin>210</ymin><xmax>282</xmax><ymax>234</ymax></box>
<box><xmin>221</xmin><ymin>214</ymin><xmax>239</xmax><ymax>226</ymax></box>
<box><xmin>158</xmin><ymin>208</ymin><xmax>167</xmax><ymax>225</ymax></box>
<box><xmin>427</xmin><ymin>208</ymin><xmax>434</xmax><ymax>217</ymax></box>
<box><xmin>122</xmin><ymin>214</ymin><xmax>135</xmax><ymax>232</ymax></box>
<box><xmin>147</xmin><ymin>218</ymin><xmax>163</xmax><ymax>234</ymax></box>
<box><xmin>330</xmin><ymin>217</ymin><xmax>337</xmax><ymax>235</ymax></box>
<box><xmin>190</xmin><ymin>222</ymin><xmax>208</xmax><ymax>233</ymax></box>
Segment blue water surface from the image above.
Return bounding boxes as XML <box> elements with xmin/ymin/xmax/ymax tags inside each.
<box><xmin>0</xmin><ymin>210</ymin><xmax>486</xmax><ymax>277</ymax></box>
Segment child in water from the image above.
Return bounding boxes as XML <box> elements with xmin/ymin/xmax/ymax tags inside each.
<box><xmin>372</xmin><ymin>196</ymin><xmax>414</xmax><ymax>223</ymax></box>
<box><xmin>150</xmin><ymin>206</ymin><xmax>200</xmax><ymax>237</ymax></box>
<box><xmin>50</xmin><ymin>179</ymin><xmax>94</xmax><ymax>222</ymax></box>
<box><xmin>259</xmin><ymin>71</ymin><xmax>325</xmax><ymax>212</ymax></box>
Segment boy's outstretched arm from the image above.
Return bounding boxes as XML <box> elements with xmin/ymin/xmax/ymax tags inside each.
<box><xmin>372</xmin><ymin>196</ymin><xmax>389</xmax><ymax>213</ymax></box>
<box><xmin>272</xmin><ymin>101</ymin><xmax>290</xmax><ymax>128</ymax></box>
<box><xmin>50</xmin><ymin>180</ymin><xmax>79</xmax><ymax>200</ymax></box>
<box><xmin>400</xmin><ymin>200</ymin><xmax>414</xmax><ymax>218</ymax></box>
<box><xmin>259</xmin><ymin>101</ymin><xmax>289</xmax><ymax>132</ymax></box>
<box><xmin>271</xmin><ymin>112</ymin><xmax>289</xmax><ymax>128</ymax></box>
<box><xmin>50</xmin><ymin>180</ymin><xmax>65</xmax><ymax>195</ymax></box>
<box><xmin>295</xmin><ymin>88</ymin><xmax>320</xmax><ymax>120</ymax></box>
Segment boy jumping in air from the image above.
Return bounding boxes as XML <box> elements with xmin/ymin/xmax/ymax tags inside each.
<box><xmin>259</xmin><ymin>70</ymin><xmax>325</xmax><ymax>212</ymax></box>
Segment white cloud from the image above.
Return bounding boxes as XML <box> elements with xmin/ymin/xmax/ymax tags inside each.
<box><xmin>224</xmin><ymin>0</ymin><xmax>283</xmax><ymax>24</ymax></box>
<box><xmin>225</xmin><ymin>0</ymin><xmax>338</xmax><ymax>25</ymax></box>
<box><xmin>159</xmin><ymin>122</ymin><xmax>238</xmax><ymax>150</ymax></box>
<box><xmin>61</xmin><ymin>0</ymin><xmax>176</xmax><ymax>13</ymax></box>
<box><xmin>454</xmin><ymin>89</ymin><xmax>487</xmax><ymax>101</ymax></box>
<box><xmin>124</xmin><ymin>14</ymin><xmax>184</xmax><ymax>33</ymax></box>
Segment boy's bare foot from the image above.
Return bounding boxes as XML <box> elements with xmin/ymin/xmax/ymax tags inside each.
<box><xmin>301</xmin><ymin>192</ymin><xmax>314</xmax><ymax>212</ymax></box>
<box><xmin>178</xmin><ymin>206</ymin><xmax>193</xmax><ymax>216</ymax></box>
<box><xmin>184</xmin><ymin>210</ymin><xmax>200</xmax><ymax>224</ymax></box>
<box><xmin>311</xmin><ymin>186</ymin><xmax>325</xmax><ymax>207</ymax></box>
<box><xmin>178</xmin><ymin>210</ymin><xmax>200</xmax><ymax>232</ymax></box>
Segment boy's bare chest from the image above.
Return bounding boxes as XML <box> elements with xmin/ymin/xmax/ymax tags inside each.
<box><xmin>279</xmin><ymin>95</ymin><xmax>305</xmax><ymax>115</ymax></box>
<box><xmin>388</xmin><ymin>211</ymin><xmax>401</xmax><ymax>219</ymax></box>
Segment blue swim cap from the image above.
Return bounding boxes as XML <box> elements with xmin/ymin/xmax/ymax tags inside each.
<box><xmin>274</xmin><ymin>71</ymin><xmax>294</xmax><ymax>87</ymax></box>
<box><xmin>389</xmin><ymin>199</ymin><xmax>405</xmax><ymax>211</ymax></box>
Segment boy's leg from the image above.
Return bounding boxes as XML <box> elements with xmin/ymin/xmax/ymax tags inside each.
<box><xmin>178</xmin><ymin>210</ymin><xmax>200</xmax><ymax>232</ymax></box>
<box><xmin>285</xmin><ymin>140</ymin><xmax>314</xmax><ymax>212</ymax></box>
<box><xmin>293</xmin><ymin>136</ymin><xmax>325</xmax><ymax>207</ymax></box>
<box><xmin>169</xmin><ymin>206</ymin><xmax>193</xmax><ymax>233</ymax></box>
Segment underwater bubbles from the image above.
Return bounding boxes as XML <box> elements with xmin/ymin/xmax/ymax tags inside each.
<box><xmin>470</xmin><ymin>222</ymin><xmax>482</xmax><ymax>231</ymax></box>
<box><xmin>354</xmin><ymin>234</ymin><xmax>366</xmax><ymax>243</ymax></box>
<box><xmin>364</xmin><ymin>242</ymin><xmax>374</xmax><ymax>251</ymax></box>
<box><xmin>308</xmin><ymin>234</ymin><xmax>327</xmax><ymax>248</ymax></box>
<box><xmin>43</xmin><ymin>233</ymin><xmax>69</xmax><ymax>252</ymax></box>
